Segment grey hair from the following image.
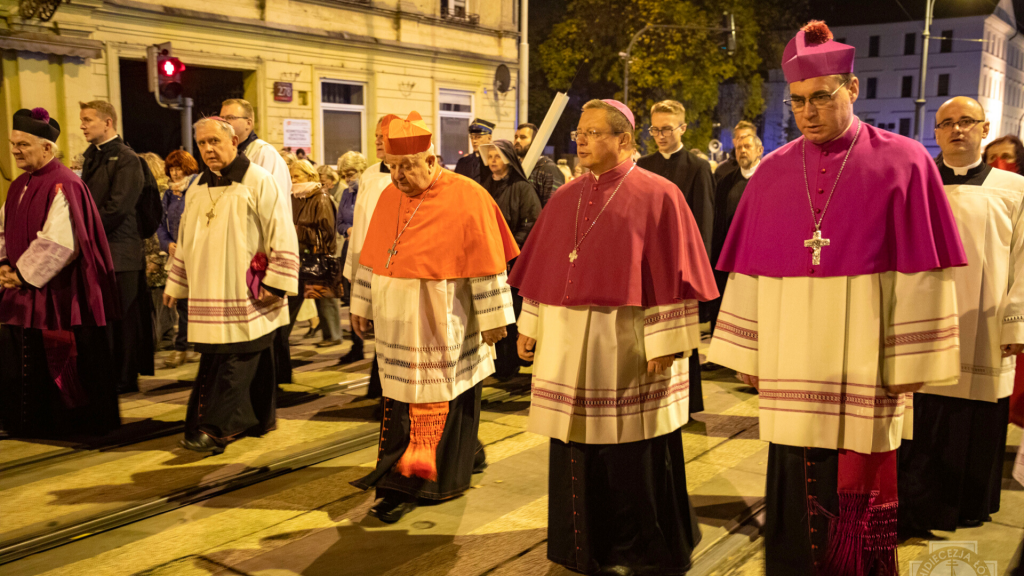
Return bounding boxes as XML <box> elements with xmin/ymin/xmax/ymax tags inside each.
<box><xmin>737</xmin><ymin>134</ymin><xmax>763</xmax><ymax>148</ymax></box>
<box><xmin>193</xmin><ymin>117</ymin><xmax>236</xmax><ymax>138</ymax></box>
<box><xmin>337</xmin><ymin>151</ymin><xmax>368</xmax><ymax>174</ymax></box>
<box><xmin>582</xmin><ymin>99</ymin><xmax>634</xmax><ymax>146</ymax></box>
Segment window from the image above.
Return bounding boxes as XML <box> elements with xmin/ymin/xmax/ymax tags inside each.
<box><xmin>441</xmin><ymin>0</ymin><xmax>469</xmax><ymax>18</ymax></box>
<box><xmin>319</xmin><ymin>79</ymin><xmax>366</xmax><ymax>165</ymax></box>
<box><xmin>941</xmin><ymin>30</ymin><xmax>953</xmax><ymax>53</ymax></box>
<box><xmin>904</xmin><ymin>32</ymin><xmax>916</xmax><ymax>55</ymax></box>
<box><xmin>899</xmin><ymin>118</ymin><xmax>911</xmax><ymax>136</ymax></box>
<box><xmin>938</xmin><ymin>73</ymin><xmax>950</xmax><ymax>96</ymax></box>
<box><xmin>869</xmin><ymin>36</ymin><xmax>880</xmax><ymax>57</ymax></box>
<box><xmin>866</xmin><ymin>77</ymin><xmax>878</xmax><ymax>99</ymax></box>
<box><xmin>438</xmin><ymin>89</ymin><xmax>474</xmax><ymax>169</ymax></box>
<box><xmin>901</xmin><ymin>76</ymin><xmax>913</xmax><ymax>98</ymax></box>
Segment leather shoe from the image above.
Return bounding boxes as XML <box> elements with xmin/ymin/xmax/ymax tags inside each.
<box><xmin>598</xmin><ymin>567</ymin><xmax>634</xmax><ymax>576</ymax></box>
<box><xmin>179</xmin><ymin>431</ymin><xmax>226</xmax><ymax>455</ymax></box>
<box><xmin>336</xmin><ymin>348</ymin><xmax>365</xmax><ymax>365</ymax></box>
<box><xmin>165</xmin><ymin>350</ymin><xmax>187</xmax><ymax>368</ymax></box>
<box><xmin>958</xmin><ymin>516</ymin><xmax>991</xmax><ymax>528</ymax></box>
<box><xmin>369</xmin><ymin>495</ymin><xmax>416</xmax><ymax>524</ymax></box>
<box><xmin>316</xmin><ymin>339</ymin><xmax>341</xmax><ymax>348</ymax></box>
<box><xmin>186</xmin><ymin>350</ymin><xmax>201</xmax><ymax>363</ymax></box>
<box><xmin>701</xmin><ymin>362</ymin><xmax>725</xmax><ymax>372</ymax></box>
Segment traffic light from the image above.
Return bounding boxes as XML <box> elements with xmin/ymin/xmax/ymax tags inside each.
<box><xmin>720</xmin><ymin>12</ymin><xmax>736</xmax><ymax>56</ymax></box>
<box><xmin>146</xmin><ymin>42</ymin><xmax>185</xmax><ymax>106</ymax></box>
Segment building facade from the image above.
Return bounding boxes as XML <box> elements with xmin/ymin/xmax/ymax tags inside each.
<box><xmin>0</xmin><ymin>0</ymin><xmax>522</xmax><ymax>198</ymax></box>
<box><xmin>761</xmin><ymin>0</ymin><xmax>1021</xmax><ymax>156</ymax></box>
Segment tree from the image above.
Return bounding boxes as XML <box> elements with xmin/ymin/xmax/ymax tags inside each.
<box><xmin>537</xmin><ymin>0</ymin><xmax>807</xmax><ymax>153</ymax></box>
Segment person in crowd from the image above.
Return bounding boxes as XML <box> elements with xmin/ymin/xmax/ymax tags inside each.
<box><xmin>139</xmin><ymin>152</ymin><xmax>175</xmax><ymax>350</ymax></box>
<box><xmin>705</xmin><ymin>132</ymin><xmax>763</xmax><ymax>352</ymax></box>
<box><xmin>555</xmin><ymin>158</ymin><xmax>573</xmax><ymax>182</ymax></box>
<box><xmin>898</xmin><ymin>96</ymin><xmax>1024</xmax><ymax>535</ymax></box>
<box><xmin>0</xmin><ymin>108</ymin><xmax>121</xmax><ymax>437</ymax></box>
<box><xmin>454</xmin><ymin>118</ymin><xmax>494</xmax><ymax>184</ymax></box>
<box><xmin>79</xmin><ymin>100</ymin><xmax>151</xmax><ymax>394</ymax></box>
<box><xmin>509</xmin><ymin>99</ymin><xmax>717</xmax><ymax>576</ymax></box>
<box><xmin>480</xmin><ymin>139</ymin><xmax>541</xmax><ymax>381</ymax></box>
<box><xmin>349</xmin><ymin>112</ymin><xmax>518</xmax><ymax>523</ymax></box>
<box><xmin>334</xmin><ymin>151</ymin><xmax>368</xmax><ymax>363</ymax></box>
<box><xmin>312</xmin><ymin>163</ymin><xmax>344</xmax><ymax>348</ymax></box>
<box><xmin>70</xmin><ymin>153</ymin><xmax>85</xmax><ymax>177</ymax></box>
<box><xmin>715</xmin><ymin>120</ymin><xmax>758</xmax><ymax>179</ymax></box>
<box><xmin>318</xmin><ymin>164</ymin><xmax>343</xmax><ymax>207</ymax></box>
<box><xmin>637</xmin><ymin>99</ymin><xmax>716</xmax><ymax>415</ymax></box>
<box><xmin>707</xmin><ymin>22</ymin><xmax>967</xmax><ymax>576</ymax></box>
<box><xmin>296</xmin><ymin>148</ymin><xmax>314</xmax><ymax>165</ymax></box>
<box><xmin>513</xmin><ymin>123</ymin><xmax>566</xmax><ymax>206</ymax></box>
<box><xmin>220</xmin><ymin>99</ymin><xmax>292</xmax><ymax>200</ymax></box>
<box><xmin>159</xmin><ymin>150</ymin><xmax>200</xmax><ymax>368</ymax></box>
<box><xmin>342</xmin><ymin>116</ymin><xmax>399</xmax><ymax>405</ymax></box>
<box><xmin>277</xmin><ymin>159</ymin><xmax>338</xmax><ymax>367</ymax></box>
<box><xmin>164</xmin><ymin>117</ymin><xmax>298</xmax><ymax>454</ymax></box>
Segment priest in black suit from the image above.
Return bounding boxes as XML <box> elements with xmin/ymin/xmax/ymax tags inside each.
<box><xmin>637</xmin><ymin>99</ymin><xmax>715</xmax><ymax>414</ymax></box>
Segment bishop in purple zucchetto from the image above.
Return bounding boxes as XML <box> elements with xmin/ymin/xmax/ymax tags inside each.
<box><xmin>781</xmin><ymin>20</ymin><xmax>856</xmax><ymax>83</ymax></box>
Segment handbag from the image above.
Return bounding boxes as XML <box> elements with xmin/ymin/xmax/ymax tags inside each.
<box><xmin>299</xmin><ymin>229</ymin><xmax>343</xmax><ymax>288</ymax></box>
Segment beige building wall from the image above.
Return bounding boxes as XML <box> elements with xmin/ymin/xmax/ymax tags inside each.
<box><xmin>0</xmin><ymin>0</ymin><xmax>520</xmax><ymax>198</ymax></box>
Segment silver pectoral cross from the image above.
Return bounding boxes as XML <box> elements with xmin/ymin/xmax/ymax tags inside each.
<box><xmin>205</xmin><ymin>207</ymin><xmax>215</xmax><ymax>226</ymax></box>
<box><xmin>804</xmin><ymin>229</ymin><xmax>831</xmax><ymax>266</ymax></box>
<box><xmin>385</xmin><ymin>243</ymin><xmax>398</xmax><ymax>269</ymax></box>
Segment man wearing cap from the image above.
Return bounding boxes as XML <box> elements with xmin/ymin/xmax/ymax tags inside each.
<box><xmin>348</xmin><ymin>112</ymin><xmax>518</xmax><ymax>523</ymax></box>
<box><xmin>509</xmin><ymin>99</ymin><xmax>718</xmax><ymax>575</ymax></box>
<box><xmin>163</xmin><ymin>117</ymin><xmax>299</xmax><ymax>454</ymax></box>
<box><xmin>0</xmin><ymin>108</ymin><xmax>121</xmax><ymax>437</ymax></box>
<box><xmin>708</xmin><ymin>21</ymin><xmax>966</xmax><ymax>575</ymax></box>
<box><xmin>454</xmin><ymin>118</ymin><xmax>494</xmax><ymax>184</ymax></box>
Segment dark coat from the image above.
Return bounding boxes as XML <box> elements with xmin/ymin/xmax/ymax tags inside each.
<box><xmin>454</xmin><ymin>152</ymin><xmax>490</xmax><ymax>185</ymax></box>
<box><xmin>529</xmin><ymin>155</ymin><xmax>566</xmax><ymax>207</ymax></box>
<box><xmin>81</xmin><ymin>136</ymin><xmax>145</xmax><ymax>272</ymax></box>
<box><xmin>483</xmin><ymin>140</ymin><xmax>541</xmax><ymax>250</ymax></box>
<box><xmin>636</xmin><ymin>147</ymin><xmax>715</xmax><ymax>258</ymax></box>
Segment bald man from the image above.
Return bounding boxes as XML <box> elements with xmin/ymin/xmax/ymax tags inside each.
<box><xmin>899</xmin><ymin>96</ymin><xmax>1024</xmax><ymax>534</ymax></box>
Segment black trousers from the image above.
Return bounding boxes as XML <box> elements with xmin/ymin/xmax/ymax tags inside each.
<box><xmin>898</xmin><ymin>394</ymin><xmax>1010</xmax><ymax>531</ymax></box>
<box><xmin>174</xmin><ymin>297</ymin><xmax>190</xmax><ymax>352</ymax></box>
<box><xmin>187</xmin><ymin>335</ymin><xmax>277</xmax><ymax>441</ymax></box>
<box><xmin>547</xmin><ymin>432</ymin><xmax>701</xmax><ymax>575</ymax></box>
<box><xmin>272</xmin><ymin>294</ymin><xmax>305</xmax><ymax>385</ymax></box>
<box><xmin>366</xmin><ymin>353</ymin><xmax>382</xmax><ymax>398</ymax></box>
<box><xmin>112</xmin><ymin>270</ymin><xmax>154</xmax><ymax>390</ymax></box>
<box><xmin>0</xmin><ymin>325</ymin><xmax>120</xmax><ymax>437</ymax></box>
<box><xmin>351</xmin><ymin>385</ymin><xmax>482</xmax><ymax>501</ymax></box>
<box><xmin>494</xmin><ymin>286</ymin><xmax>524</xmax><ymax>380</ymax></box>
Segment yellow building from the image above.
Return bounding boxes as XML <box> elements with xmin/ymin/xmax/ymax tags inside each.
<box><xmin>0</xmin><ymin>0</ymin><xmax>522</xmax><ymax>198</ymax></box>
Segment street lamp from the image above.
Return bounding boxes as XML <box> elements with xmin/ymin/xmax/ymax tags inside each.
<box><xmin>914</xmin><ymin>0</ymin><xmax>937</xmax><ymax>142</ymax></box>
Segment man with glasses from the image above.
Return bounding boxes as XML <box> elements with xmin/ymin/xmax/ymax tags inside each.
<box><xmin>708</xmin><ymin>21</ymin><xmax>966</xmax><ymax>576</ymax></box>
<box><xmin>899</xmin><ymin>96</ymin><xmax>1024</xmax><ymax>536</ymax></box>
<box><xmin>454</xmin><ymin>118</ymin><xmax>494</xmax><ymax>184</ymax></box>
<box><xmin>220</xmin><ymin>99</ymin><xmax>291</xmax><ymax>201</ymax></box>
<box><xmin>510</xmin><ymin>98</ymin><xmax>718</xmax><ymax>576</ymax></box>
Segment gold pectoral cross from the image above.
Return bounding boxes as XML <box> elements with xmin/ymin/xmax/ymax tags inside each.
<box><xmin>569</xmin><ymin>249</ymin><xmax>578</xmax><ymax>262</ymax></box>
<box><xmin>804</xmin><ymin>229</ymin><xmax>831</xmax><ymax>266</ymax></box>
<box><xmin>205</xmin><ymin>207</ymin><xmax>215</xmax><ymax>226</ymax></box>
<box><xmin>385</xmin><ymin>243</ymin><xmax>398</xmax><ymax>269</ymax></box>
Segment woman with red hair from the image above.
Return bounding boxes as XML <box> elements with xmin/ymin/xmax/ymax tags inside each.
<box><xmin>159</xmin><ymin>149</ymin><xmax>199</xmax><ymax>368</ymax></box>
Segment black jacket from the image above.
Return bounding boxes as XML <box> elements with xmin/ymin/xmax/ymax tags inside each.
<box><xmin>636</xmin><ymin>147</ymin><xmax>715</xmax><ymax>258</ymax></box>
<box><xmin>482</xmin><ymin>140</ymin><xmax>541</xmax><ymax>249</ymax></box>
<box><xmin>454</xmin><ymin>152</ymin><xmax>490</xmax><ymax>185</ymax></box>
<box><xmin>82</xmin><ymin>136</ymin><xmax>145</xmax><ymax>272</ymax></box>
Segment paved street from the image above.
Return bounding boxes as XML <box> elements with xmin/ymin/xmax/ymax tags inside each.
<box><xmin>1</xmin><ymin>328</ymin><xmax>1021</xmax><ymax>575</ymax></box>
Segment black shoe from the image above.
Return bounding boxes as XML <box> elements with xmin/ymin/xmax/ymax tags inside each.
<box><xmin>179</xmin><ymin>431</ymin><xmax>226</xmax><ymax>455</ymax></box>
<box><xmin>473</xmin><ymin>447</ymin><xmax>488</xmax><ymax>473</ymax></box>
<box><xmin>368</xmin><ymin>495</ymin><xmax>416</xmax><ymax>524</ymax></box>
<box><xmin>958</xmin><ymin>516</ymin><xmax>991</xmax><ymax>528</ymax></box>
<box><xmin>598</xmin><ymin>567</ymin><xmax>635</xmax><ymax>576</ymax></box>
<box><xmin>336</xmin><ymin>348</ymin><xmax>365</xmax><ymax>365</ymax></box>
<box><xmin>701</xmin><ymin>362</ymin><xmax>724</xmax><ymax>372</ymax></box>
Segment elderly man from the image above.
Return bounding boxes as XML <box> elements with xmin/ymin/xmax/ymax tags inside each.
<box><xmin>513</xmin><ymin>122</ymin><xmax>565</xmax><ymax>206</ymax></box>
<box><xmin>715</xmin><ymin>120</ymin><xmax>758</xmax><ymax>179</ymax></box>
<box><xmin>164</xmin><ymin>117</ymin><xmax>299</xmax><ymax>455</ymax></box>
<box><xmin>509</xmin><ymin>99</ymin><xmax>718</xmax><ymax>575</ymax></box>
<box><xmin>349</xmin><ymin>112</ymin><xmax>518</xmax><ymax>523</ymax></box>
<box><xmin>453</xmin><ymin>118</ymin><xmax>494</xmax><ymax>184</ymax></box>
<box><xmin>1</xmin><ymin>108</ymin><xmax>121</xmax><ymax>437</ymax></box>
<box><xmin>899</xmin><ymin>96</ymin><xmax>1024</xmax><ymax>534</ymax></box>
<box><xmin>79</xmin><ymin>100</ymin><xmax>149</xmax><ymax>394</ymax></box>
<box><xmin>708</xmin><ymin>22</ymin><xmax>966</xmax><ymax>575</ymax></box>
<box><xmin>705</xmin><ymin>132</ymin><xmax>763</xmax><ymax>347</ymax></box>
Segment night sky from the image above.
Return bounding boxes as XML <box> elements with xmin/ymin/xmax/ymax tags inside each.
<box><xmin>807</xmin><ymin>0</ymin><xmax>1024</xmax><ymax>26</ymax></box>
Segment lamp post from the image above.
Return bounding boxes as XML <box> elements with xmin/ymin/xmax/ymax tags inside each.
<box><xmin>913</xmin><ymin>0</ymin><xmax>937</xmax><ymax>142</ymax></box>
<box><xmin>519</xmin><ymin>0</ymin><xmax>528</xmax><ymax>125</ymax></box>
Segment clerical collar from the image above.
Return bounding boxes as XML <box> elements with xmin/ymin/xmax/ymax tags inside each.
<box><xmin>740</xmin><ymin>160</ymin><xmax>759</xmax><ymax>180</ymax></box>
<box><xmin>199</xmin><ymin>154</ymin><xmax>251</xmax><ymax>187</ymax></box>
<box><xmin>237</xmin><ymin>131</ymin><xmax>259</xmax><ymax>155</ymax></box>
<box><xmin>810</xmin><ymin>118</ymin><xmax>859</xmax><ymax>154</ymax></box>
<box><xmin>93</xmin><ymin>134</ymin><xmax>120</xmax><ymax>150</ymax></box>
<box><xmin>591</xmin><ymin>158</ymin><xmax>634</xmax><ymax>182</ymax></box>
<box><xmin>658</xmin><ymin>143</ymin><xmax>684</xmax><ymax>160</ymax></box>
<box><xmin>943</xmin><ymin>156</ymin><xmax>983</xmax><ymax>176</ymax></box>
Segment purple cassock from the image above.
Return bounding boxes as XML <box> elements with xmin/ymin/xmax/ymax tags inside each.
<box><xmin>715</xmin><ymin>118</ymin><xmax>967</xmax><ymax>278</ymax></box>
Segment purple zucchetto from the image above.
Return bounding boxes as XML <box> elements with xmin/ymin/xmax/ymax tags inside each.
<box><xmin>781</xmin><ymin>20</ymin><xmax>856</xmax><ymax>84</ymax></box>
<box><xmin>601</xmin><ymin>99</ymin><xmax>635</xmax><ymax>130</ymax></box>
<box><xmin>13</xmin><ymin>108</ymin><xmax>60</xmax><ymax>142</ymax></box>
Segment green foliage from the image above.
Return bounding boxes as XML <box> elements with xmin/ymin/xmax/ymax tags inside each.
<box><xmin>537</xmin><ymin>0</ymin><xmax>806</xmax><ymax>153</ymax></box>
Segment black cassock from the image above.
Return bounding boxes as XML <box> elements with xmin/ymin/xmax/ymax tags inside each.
<box><xmin>188</xmin><ymin>331</ymin><xmax>277</xmax><ymax>442</ymax></box>
<box><xmin>636</xmin><ymin>148</ymin><xmax>716</xmax><ymax>414</ymax></box>
<box><xmin>708</xmin><ymin>168</ymin><xmax>751</xmax><ymax>329</ymax></box>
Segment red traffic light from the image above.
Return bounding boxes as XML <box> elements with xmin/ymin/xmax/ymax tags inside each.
<box><xmin>160</xmin><ymin>58</ymin><xmax>184</xmax><ymax>76</ymax></box>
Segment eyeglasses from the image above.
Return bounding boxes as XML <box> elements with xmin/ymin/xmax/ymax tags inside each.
<box><xmin>571</xmin><ymin>129</ymin><xmax>624</xmax><ymax>143</ymax></box>
<box><xmin>784</xmin><ymin>79</ymin><xmax>849</xmax><ymax>111</ymax></box>
<box><xmin>648</xmin><ymin>124</ymin><xmax>685</xmax><ymax>136</ymax></box>
<box><xmin>935</xmin><ymin>118</ymin><xmax>983</xmax><ymax>131</ymax></box>
<box><xmin>221</xmin><ymin>115</ymin><xmax>251</xmax><ymax>122</ymax></box>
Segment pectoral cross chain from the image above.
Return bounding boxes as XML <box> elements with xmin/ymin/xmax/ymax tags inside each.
<box><xmin>804</xmin><ymin>229</ymin><xmax>831</xmax><ymax>266</ymax></box>
<box><xmin>385</xmin><ymin>243</ymin><xmax>398</xmax><ymax>269</ymax></box>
